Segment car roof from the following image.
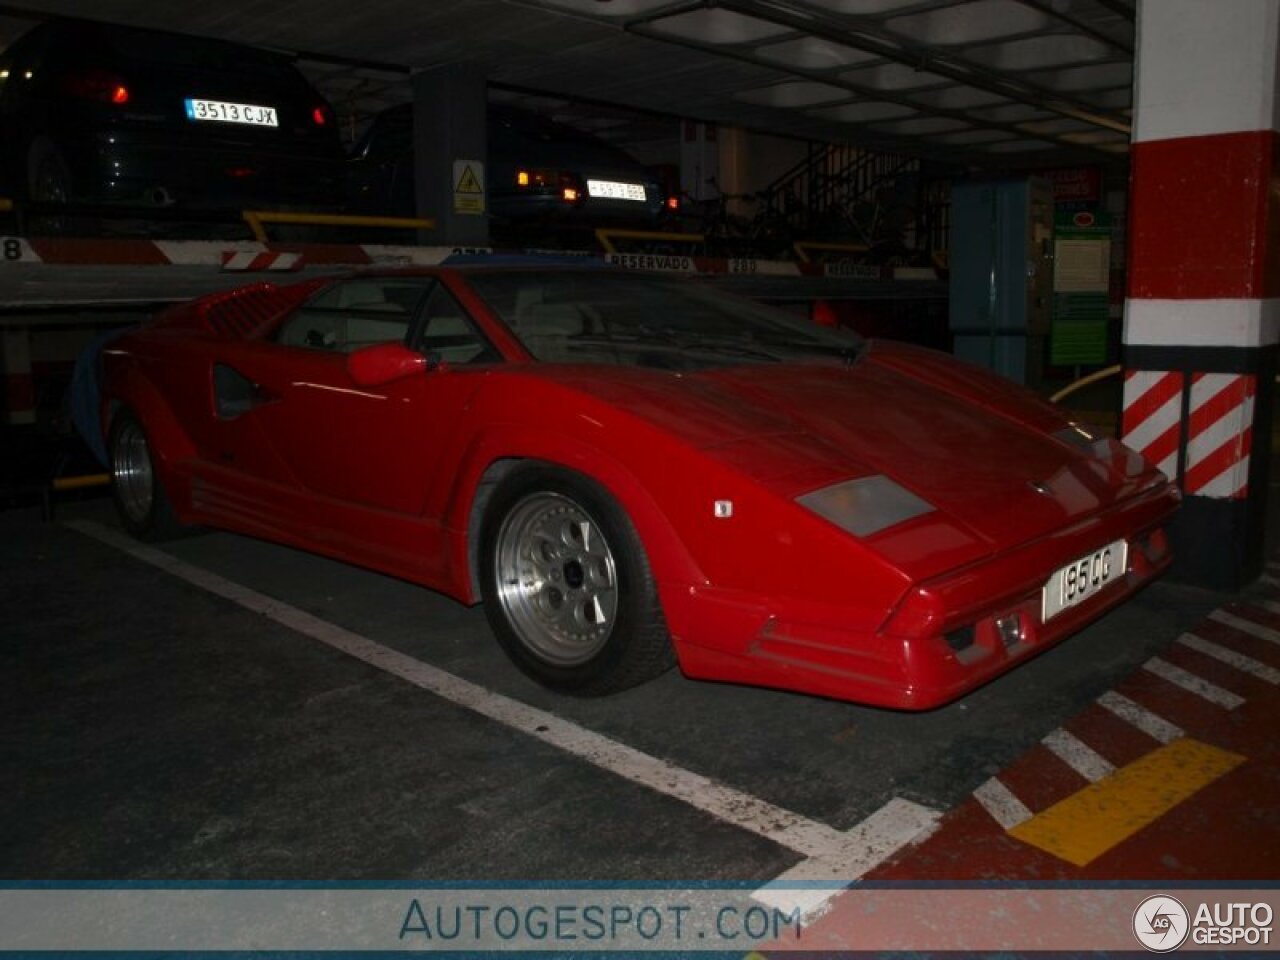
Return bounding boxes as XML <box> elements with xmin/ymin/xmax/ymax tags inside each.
<box><xmin>7</xmin><ymin>17</ymin><xmax>295</xmax><ymax>66</ymax></box>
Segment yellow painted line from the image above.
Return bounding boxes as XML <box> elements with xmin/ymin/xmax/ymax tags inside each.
<box><xmin>1008</xmin><ymin>738</ymin><xmax>1244</xmax><ymax>866</ymax></box>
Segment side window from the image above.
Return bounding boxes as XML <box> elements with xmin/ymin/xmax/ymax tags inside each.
<box><xmin>416</xmin><ymin>286</ymin><xmax>500</xmax><ymax>365</ymax></box>
<box><xmin>274</xmin><ymin>277</ymin><xmax>431</xmax><ymax>353</ymax></box>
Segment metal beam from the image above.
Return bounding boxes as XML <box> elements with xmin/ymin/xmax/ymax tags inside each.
<box><xmin>1092</xmin><ymin>0</ymin><xmax>1137</xmax><ymax>22</ymax></box>
<box><xmin>1013</xmin><ymin>0</ymin><xmax>1133</xmax><ymax>54</ymax></box>
<box><xmin>722</xmin><ymin>0</ymin><xmax>1132</xmax><ymax>135</ymax></box>
<box><xmin>624</xmin><ymin>20</ymin><xmax>1123</xmax><ymax>161</ymax></box>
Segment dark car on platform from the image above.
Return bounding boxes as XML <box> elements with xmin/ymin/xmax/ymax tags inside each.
<box><xmin>347</xmin><ymin>103</ymin><xmax>667</xmax><ymax>242</ymax></box>
<box><xmin>0</xmin><ymin>19</ymin><xmax>345</xmax><ymax>214</ymax></box>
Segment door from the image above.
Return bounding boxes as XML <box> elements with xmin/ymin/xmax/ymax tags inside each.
<box><xmin>211</xmin><ymin>275</ymin><xmax>499</xmax><ymax>522</ymax></box>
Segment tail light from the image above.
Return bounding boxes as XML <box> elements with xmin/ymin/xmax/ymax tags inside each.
<box><xmin>516</xmin><ymin>168</ymin><xmax>558</xmax><ymax>188</ymax></box>
<box><xmin>311</xmin><ymin>104</ymin><xmax>333</xmax><ymax>127</ymax></box>
<box><xmin>63</xmin><ymin>68</ymin><xmax>130</xmax><ymax>105</ymax></box>
<box><xmin>665</xmin><ymin>195</ymin><xmax>680</xmax><ymax>211</ymax></box>
<box><xmin>516</xmin><ymin>168</ymin><xmax>584</xmax><ymax>203</ymax></box>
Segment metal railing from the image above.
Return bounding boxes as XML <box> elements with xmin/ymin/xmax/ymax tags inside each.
<box><xmin>1049</xmin><ymin>365</ymin><xmax>1122</xmax><ymax>404</ymax></box>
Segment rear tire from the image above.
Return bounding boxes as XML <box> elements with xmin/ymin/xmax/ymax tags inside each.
<box><xmin>479</xmin><ymin>463</ymin><xmax>675</xmax><ymax>695</ymax></box>
<box><xmin>108</xmin><ymin>408</ymin><xmax>185</xmax><ymax>541</ymax></box>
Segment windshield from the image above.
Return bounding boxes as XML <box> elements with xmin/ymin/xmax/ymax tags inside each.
<box><xmin>467</xmin><ymin>270</ymin><xmax>864</xmax><ymax>370</ymax></box>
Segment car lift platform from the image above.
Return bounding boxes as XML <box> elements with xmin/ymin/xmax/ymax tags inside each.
<box><xmin>0</xmin><ymin>236</ymin><xmax>947</xmax><ymax>311</ymax></box>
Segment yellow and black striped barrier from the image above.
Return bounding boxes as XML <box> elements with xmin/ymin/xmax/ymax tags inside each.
<box><xmin>242</xmin><ymin>210</ymin><xmax>435</xmax><ymax>244</ymax></box>
<box><xmin>594</xmin><ymin>228</ymin><xmax>705</xmax><ymax>255</ymax></box>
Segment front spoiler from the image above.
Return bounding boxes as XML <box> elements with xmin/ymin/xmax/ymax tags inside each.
<box><xmin>667</xmin><ymin>480</ymin><xmax>1182</xmax><ymax>710</ymax></box>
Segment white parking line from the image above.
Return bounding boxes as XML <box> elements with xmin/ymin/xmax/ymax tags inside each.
<box><xmin>1143</xmin><ymin>656</ymin><xmax>1245</xmax><ymax>710</ymax></box>
<box><xmin>972</xmin><ymin>777</ymin><xmax>1032</xmax><ymax>830</ymax></box>
<box><xmin>1095</xmin><ymin>690</ymin><xmax>1183</xmax><ymax>744</ymax></box>
<box><xmin>1041</xmin><ymin>728</ymin><xmax>1115</xmax><ymax>782</ymax></box>
<box><xmin>1209</xmin><ymin>609</ymin><xmax>1280</xmax><ymax>647</ymax></box>
<box><xmin>1176</xmin><ymin>632</ymin><xmax>1280</xmax><ymax>685</ymax></box>
<box><xmin>67</xmin><ymin>519</ymin><xmax>937</xmax><ymax>908</ymax></box>
<box><xmin>753</xmin><ymin>798</ymin><xmax>940</xmax><ymax>918</ymax></box>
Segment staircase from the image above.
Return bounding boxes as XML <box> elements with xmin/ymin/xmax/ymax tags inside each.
<box><xmin>758</xmin><ymin>141</ymin><xmax>951</xmax><ymax>257</ymax></box>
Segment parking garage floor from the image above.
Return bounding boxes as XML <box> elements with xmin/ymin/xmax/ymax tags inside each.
<box><xmin>6</xmin><ymin>488</ymin><xmax>1275</xmax><ymax>898</ymax></box>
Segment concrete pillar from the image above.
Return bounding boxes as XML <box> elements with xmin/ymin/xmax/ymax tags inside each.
<box><xmin>679</xmin><ymin>120</ymin><xmax>719</xmax><ymax>204</ymax></box>
<box><xmin>410</xmin><ymin>64</ymin><xmax>489</xmax><ymax>248</ymax></box>
<box><xmin>1121</xmin><ymin>0</ymin><xmax>1280</xmax><ymax>589</ymax></box>
<box><xmin>2</xmin><ymin>327</ymin><xmax>35</xmax><ymax>425</ymax></box>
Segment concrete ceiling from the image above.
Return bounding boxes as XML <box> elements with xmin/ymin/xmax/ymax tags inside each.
<box><xmin>0</xmin><ymin>0</ymin><xmax>1135</xmax><ymax>165</ymax></box>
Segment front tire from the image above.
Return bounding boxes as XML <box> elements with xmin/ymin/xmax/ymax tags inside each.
<box><xmin>109</xmin><ymin>408</ymin><xmax>184</xmax><ymax>541</ymax></box>
<box><xmin>479</xmin><ymin>464</ymin><xmax>674</xmax><ymax>695</ymax></box>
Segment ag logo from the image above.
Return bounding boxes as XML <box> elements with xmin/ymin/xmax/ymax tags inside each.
<box><xmin>1133</xmin><ymin>895</ymin><xmax>1190</xmax><ymax>952</ymax></box>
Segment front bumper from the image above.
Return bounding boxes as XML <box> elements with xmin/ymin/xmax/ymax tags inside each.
<box><xmin>668</xmin><ymin>480</ymin><xmax>1181</xmax><ymax>710</ymax></box>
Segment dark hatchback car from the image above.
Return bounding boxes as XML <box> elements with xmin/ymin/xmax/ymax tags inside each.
<box><xmin>0</xmin><ymin>19</ymin><xmax>345</xmax><ymax>213</ymax></box>
<box><xmin>348</xmin><ymin>103</ymin><xmax>667</xmax><ymax>240</ymax></box>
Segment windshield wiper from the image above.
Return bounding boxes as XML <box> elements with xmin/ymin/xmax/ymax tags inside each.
<box><xmin>643</xmin><ymin>327</ymin><xmax>786</xmax><ymax>363</ymax></box>
<box><xmin>714</xmin><ymin>331</ymin><xmax>867</xmax><ymax>366</ymax></box>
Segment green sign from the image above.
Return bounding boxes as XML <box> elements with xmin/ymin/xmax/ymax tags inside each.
<box><xmin>1050</xmin><ymin>211</ymin><xmax>1111</xmax><ymax>366</ymax></box>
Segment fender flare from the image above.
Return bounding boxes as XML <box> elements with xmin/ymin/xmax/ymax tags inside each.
<box><xmin>105</xmin><ymin>364</ymin><xmax>197</xmax><ymax>513</ymax></box>
<box><xmin>440</xmin><ymin>425</ymin><xmax>706</xmax><ymax>605</ymax></box>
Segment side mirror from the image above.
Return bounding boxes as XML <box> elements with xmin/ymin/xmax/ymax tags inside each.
<box><xmin>347</xmin><ymin>342</ymin><xmax>430</xmax><ymax>387</ymax></box>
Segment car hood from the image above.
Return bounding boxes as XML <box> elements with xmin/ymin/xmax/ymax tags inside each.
<box><xmin>531</xmin><ymin>342</ymin><xmax>1163</xmax><ymax>552</ymax></box>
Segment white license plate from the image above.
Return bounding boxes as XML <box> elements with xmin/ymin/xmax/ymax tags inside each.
<box><xmin>184</xmin><ymin>98</ymin><xmax>278</xmax><ymax>127</ymax></box>
<box><xmin>586</xmin><ymin>179</ymin><xmax>647</xmax><ymax>201</ymax></box>
<box><xmin>1042</xmin><ymin>539</ymin><xmax>1128</xmax><ymax>621</ymax></box>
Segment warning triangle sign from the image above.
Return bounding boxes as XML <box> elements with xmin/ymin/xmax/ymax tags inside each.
<box><xmin>455</xmin><ymin>165</ymin><xmax>483</xmax><ymax>194</ymax></box>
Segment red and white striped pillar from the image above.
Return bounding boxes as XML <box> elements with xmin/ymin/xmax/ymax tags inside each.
<box><xmin>1122</xmin><ymin>0</ymin><xmax>1279</xmax><ymax>589</ymax></box>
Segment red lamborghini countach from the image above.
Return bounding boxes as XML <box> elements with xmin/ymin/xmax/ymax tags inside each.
<box><xmin>100</xmin><ymin>264</ymin><xmax>1180</xmax><ymax>709</ymax></box>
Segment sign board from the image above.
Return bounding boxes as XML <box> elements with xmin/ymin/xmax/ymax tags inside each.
<box><xmin>1050</xmin><ymin>210</ymin><xmax>1111</xmax><ymax>366</ymax></box>
<box><xmin>1033</xmin><ymin>166</ymin><xmax>1102</xmax><ymax>206</ymax></box>
<box><xmin>452</xmin><ymin>160</ymin><xmax>485</xmax><ymax>216</ymax></box>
